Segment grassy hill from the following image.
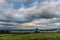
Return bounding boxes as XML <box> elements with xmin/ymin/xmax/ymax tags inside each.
<box><xmin>0</xmin><ymin>33</ymin><xmax>60</xmax><ymax>40</ymax></box>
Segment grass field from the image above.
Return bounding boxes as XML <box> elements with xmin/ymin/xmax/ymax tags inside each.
<box><xmin>0</xmin><ymin>33</ymin><xmax>60</xmax><ymax>40</ymax></box>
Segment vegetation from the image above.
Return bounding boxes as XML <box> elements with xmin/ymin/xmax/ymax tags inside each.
<box><xmin>0</xmin><ymin>33</ymin><xmax>60</xmax><ymax>40</ymax></box>
<box><xmin>35</xmin><ymin>28</ymin><xmax>39</xmax><ymax>33</ymax></box>
<box><xmin>0</xmin><ymin>30</ymin><xmax>10</xmax><ymax>34</ymax></box>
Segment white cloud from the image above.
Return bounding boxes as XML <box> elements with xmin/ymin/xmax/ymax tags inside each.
<box><xmin>0</xmin><ymin>0</ymin><xmax>60</xmax><ymax>29</ymax></box>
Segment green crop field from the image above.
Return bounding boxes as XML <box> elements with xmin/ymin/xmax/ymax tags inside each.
<box><xmin>0</xmin><ymin>33</ymin><xmax>60</xmax><ymax>40</ymax></box>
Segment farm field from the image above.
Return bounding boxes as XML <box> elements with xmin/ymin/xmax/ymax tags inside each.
<box><xmin>0</xmin><ymin>33</ymin><xmax>60</xmax><ymax>40</ymax></box>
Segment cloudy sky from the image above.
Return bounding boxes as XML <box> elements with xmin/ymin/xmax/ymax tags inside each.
<box><xmin>0</xmin><ymin>0</ymin><xmax>60</xmax><ymax>29</ymax></box>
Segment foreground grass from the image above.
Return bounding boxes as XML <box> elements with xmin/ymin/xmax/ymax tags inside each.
<box><xmin>0</xmin><ymin>33</ymin><xmax>60</xmax><ymax>40</ymax></box>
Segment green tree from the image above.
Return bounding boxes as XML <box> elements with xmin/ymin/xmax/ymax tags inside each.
<box><xmin>35</xmin><ymin>28</ymin><xmax>39</xmax><ymax>33</ymax></box>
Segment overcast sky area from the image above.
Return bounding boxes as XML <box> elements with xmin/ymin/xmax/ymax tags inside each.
<box><xmin>0</xmin><ymin>0</ymin><xmax>60</xmax><ymax>29</ymax></box>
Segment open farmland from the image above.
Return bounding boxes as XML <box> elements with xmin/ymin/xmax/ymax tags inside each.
<box><xmin>0</xmin><ymin>33</ymin><xmax>60</xmax><ymax>40</ymax></box>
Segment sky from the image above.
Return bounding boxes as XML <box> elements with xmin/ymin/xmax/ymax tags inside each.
<box><xmin>0</xmin><ymin>0</ymin><xmax>60</xmax><ymax>29</ymax></box>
